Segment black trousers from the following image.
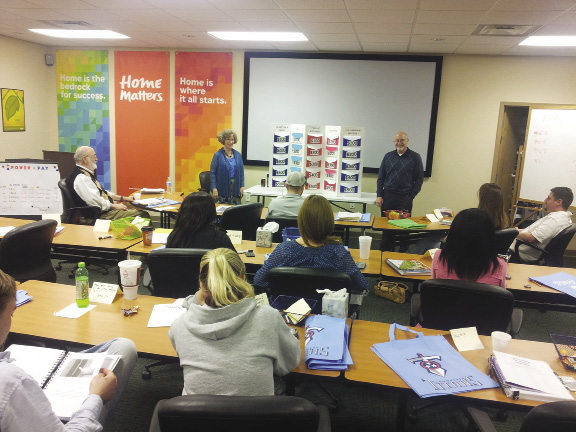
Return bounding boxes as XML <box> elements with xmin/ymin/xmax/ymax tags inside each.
<box><xmin>380</xmin><ymin>189</ymin><xmax>414</xmax><ymax>216</ymax></box>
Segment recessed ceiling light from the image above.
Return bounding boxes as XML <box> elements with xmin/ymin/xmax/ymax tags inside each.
<box><xmin>208</xmin><ymin>31</ymin><xmax>307</xmax><ymax>42</ymax></box>
<box><xmin>29</xmin><ymin>29</ymin><xmax>129</xmax><ymax>39</ymax></box>
<box><xmin>520</xmin><ymin>36</ymin><xmax>576</xmax><ymax>46</ymax></box>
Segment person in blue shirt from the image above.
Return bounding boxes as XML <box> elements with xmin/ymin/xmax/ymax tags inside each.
<box><xmin>210</xmin><ymin>129</ymin><xmax>245</xmax><ymax>205</ymax></box>
<box><xmin>254</xmin><ymin>194</ymin><xmax>368</xmax><ymax>294</ymax></box>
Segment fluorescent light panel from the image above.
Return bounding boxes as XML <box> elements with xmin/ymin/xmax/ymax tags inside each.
<box><xmin>29</xmin><ymin>29</ymin><xmax>129</xmax><ymax>39</ymax></box>
<box><xmin>520</xmin><ymin>36</ymin><xmax>576</xmax><ymax>46</ymax></box>
<box><xmin>208</xmin><ymin>31</ymin><xmax>307</xmax><ymax>42</ymax></box>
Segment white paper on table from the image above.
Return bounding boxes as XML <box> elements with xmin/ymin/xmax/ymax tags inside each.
<box><xmin>426</xmin><ymin>213</ymin><xmax>439</xmax><ymax>223</ymax></box>
<box><xmin>450</xmin><ymin>327</ymin><xmax>485</xmax><ymax>351</ymax></box>
<box><xmin>284</xmin><ymin>298</ymin><xmax>311</xmax><ymax>324</ymax></box>
<box><xmin>0</xmin><ymin>226</ymin><xmax>15</xmax><ymax>236</ymax></box>
<box><xmin>155</xmin><ymin>206</ymin><xmax>177</xmax><ymax>211</ymax></box>
<box><xmin>172</xmin><ymin>298</ymin><xmax>185</xmax><ymax>307</ymax></box>
<box><xmin>433</xmin><ymin>209</ymin><xmax>443</xmax><ymax>220</ymax></box>
<box><xmin>136</xmin><ymin>198</ymin><xmax>163</xmax><ymax>205</ymax></box>
<box><xmin>89</xmin><ymin>282</ymin><xmax>120</xmax><ymax>304</ymax></box>
<box><xmin>132</xmin><ymin>216</ymin><xmax>146</xmax><ymax>225</ymax></box>
<box><xmin>54</xmin><ymin>303</ymin><xmax>96</xmax><ymax>319</ymax></box>
<box><xmin>226</xmin><ymin>230</ymin><xmax>242</xmax><ymax>245</ymax></box>
<box><xmin>42</xmin><ymin>214</ymin><xmax>62</xmax><ymax>225</ymax></box>
<box><xmin>151</xmin><ymin>232</ymin><xmax>170</xmax><ymax>244</ymax></box>
<box><xmin>93</xmin><ymin>219</ymin><xmax>111</xmax><ymax>233</ymax></box>
<box><xmin>147</xmin><ymin>304</ymin><xmax>186</xmax><ymax>327</ymax></box>
<box><xmin>255</xmin><ymin>293</ymin><xmax>269</xmax><ymax>306</ymax></box>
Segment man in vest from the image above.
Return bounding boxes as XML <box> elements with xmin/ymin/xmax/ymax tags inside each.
<box><xmin>66</xmin><ymin>146</ymin><xmax>149</xmax><ymax>220</ymax></box>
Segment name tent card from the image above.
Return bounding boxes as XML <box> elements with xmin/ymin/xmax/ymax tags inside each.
<box><xmin>89</xmin><ymin>282</ymin><xmax>120</xmax><ymax>304</ymax></box>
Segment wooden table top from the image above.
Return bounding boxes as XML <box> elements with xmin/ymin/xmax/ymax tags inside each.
<box><xmin>373</xmin><ymin>216</ymin><xmax>452</xmax><ymax>231</ymax></box>
<box><xmin>345</xmin><ymin>320</ymin><xmax>572</xmax><ymax>407</ymax></box>
<box><xmin>12</xmin><ymin>280</ymin><xmax>338</xmax><ymax>378</ymax></box>
<box><xmin>349</xmin><ymin>249</ymin><xmax>382</xmax><ymax>276</ymax></box>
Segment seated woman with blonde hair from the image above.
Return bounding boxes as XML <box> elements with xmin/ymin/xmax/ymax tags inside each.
<box><xmin>169</xmin><ymin>248</ymin><xmax>300</xmax><ymax>396</ymax></box>
<box><xmin>254</xmin><ymin>194</ymin><xmax>368</xmax><ymax>293</ymax></box>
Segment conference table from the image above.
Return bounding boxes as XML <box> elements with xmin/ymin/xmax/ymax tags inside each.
<box><xmin>346</xmin><ymin>320</ymin><xmax>572</xmax><ymax>432</ymax></box>
<box><xmin>381</xmin><ymin>251</ymin><xmax>576</xmax><ymax>313</ymax></box>
<box><xmin>372</xmin><ymin>215</ymin><xmax>451</xmax><ymax>251</ymax></box>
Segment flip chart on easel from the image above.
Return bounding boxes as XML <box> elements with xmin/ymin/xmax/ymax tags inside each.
<box><xmin>0</xmin><ymin>162</ymin><xmax>63</xmax><ymax>215</ymax></box>
<box><xmin>518</xmin><ymin>107</ymin><xmax>576</xmax><ymax>204</ymax></box>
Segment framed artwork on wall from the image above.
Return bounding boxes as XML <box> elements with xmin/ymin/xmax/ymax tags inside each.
<box><xmin>2</xmin><ymin>88</ymin><xmax>25</xmax><ymax>132</ymax></box>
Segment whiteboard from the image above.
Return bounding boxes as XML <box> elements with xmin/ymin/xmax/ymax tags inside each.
<box><xmin>0</xmin><ymin>163</ymin><xmax>63</xmax><ymax>215</ymax></box>
<box><xmin>518</xmin><ymin>108</ymin><xmax>576</xmax><ymax>203</ymax></box>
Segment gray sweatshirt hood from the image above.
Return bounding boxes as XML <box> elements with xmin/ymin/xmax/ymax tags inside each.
<box><xmin>180</xmin><ymin>295</ymin><xmax>257</xmax><ymax>340</ymax></box>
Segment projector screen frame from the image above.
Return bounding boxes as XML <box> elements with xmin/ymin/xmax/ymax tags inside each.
<box><xmin>242</xmin><ymin>51</ymin><xmax>443</xmax><ymax>176</ymax></box>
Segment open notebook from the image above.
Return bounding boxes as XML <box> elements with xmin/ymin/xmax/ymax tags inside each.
<box><xmin>6</xmin><ymin>344</ymin><xmax>121</xmax><ymax>421</ymax></box>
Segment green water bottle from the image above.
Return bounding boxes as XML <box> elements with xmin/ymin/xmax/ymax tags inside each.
<box><xmin>75</xmin><ymin>262</ymin><xmax>89</xmax><ymax>308</ymax></box>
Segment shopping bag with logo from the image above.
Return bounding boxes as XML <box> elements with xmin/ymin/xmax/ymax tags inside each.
<box><xmin>304</xmin><ymin>315</ymin><xmax>353</xmax><ymax>371</ymax></box>
<box><xmin>318</xmin><ymin>288</ymin><xmax>349</xmax><ymax>318</ymax></box>
<box><xmin>371</xmin><ymin>324</ymin><xmax>498</xmax><ymax>398</ymax></box>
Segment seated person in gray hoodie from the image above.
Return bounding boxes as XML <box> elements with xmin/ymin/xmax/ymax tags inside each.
<box><xmin>169</xmin><ymin>248</ymin><xmax>301</xmax><ymax>396</ymax></box>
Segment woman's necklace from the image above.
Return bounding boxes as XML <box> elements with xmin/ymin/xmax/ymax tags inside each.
<box><xmin>225</xmin><ymin>151</ymin><xmax>233</xmax><ymax>159</ymax></box>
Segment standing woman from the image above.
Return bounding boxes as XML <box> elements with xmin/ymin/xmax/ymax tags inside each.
<box><xmin>210</xmin><ymin>129</ymin><xmax>245</xmax><ymax>205</ymax></box>
<box><xmin>478</xmin><ymin>183</ymin><xmax>511</xmax><ymax>231</ymax></box>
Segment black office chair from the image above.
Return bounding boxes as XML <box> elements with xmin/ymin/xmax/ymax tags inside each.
<box><xmin>410</xmin><ymin>279</ymin><xmax>522</xmax><ymax>337</ymax></box>
<box><xmin>0</xmin><ymin>219</ymin><xmax>57</xmax><ymax>283</ymax></box>
<box><xmin>264</xmin><ymin>216</ymin><xmax>298</xmax><ymax>243</ymax></box>
<box><xmin>493</xmin><ymin>228</ymin><xmax>518</xmax><ymax>255</ymax></box>
<box><xmin>509</xmin><ymin>223</ymin><xmax>576</xmax><ymax>267</ymax></box>
<box><xmin>142</xmin><ymin>248</ymin><xmax>210</xmax><ymax>379</ymax></box>
<box><xmin>219</xmin><ymin>202</ymin><xmax>263</xmax><ymax>241</ymax></box>
<box><xmin>466</xmin><ymin>400</ymin><xmax>576</xmax><ymax>432</ymax></box>
<box><xmin>266</xmin><ymin>267</ymin><xmax>360</xmax><ymax>318</ymax></box>
<box><xmin>57</xmin><ymin>178</ymin><xmax>101</xmax><ymax>225</ymax></box>
<box><xmin>149</xmin><ymin>395</ymin><xmax>331</xmax><ymax>432</ymax></box>
<box><xmin>198</xmin><ymin>171</ymin><xmax>211</xmax><ymax>194</ymax></box>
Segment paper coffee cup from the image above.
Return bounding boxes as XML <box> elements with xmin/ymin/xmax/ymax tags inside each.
<box><xmin>118</xmin><ymin>260</ymin><xmax>142</xmax><ymax>288</ymax></box>
<box><xmin>491</xmin><ymin>331</ymin><xmax>511</xmax><ymax>353</ymax></box>
<box><xmin>358</xmin><ymin>235</ymin><xmax>372</xmax><ymax>260</ymax></box>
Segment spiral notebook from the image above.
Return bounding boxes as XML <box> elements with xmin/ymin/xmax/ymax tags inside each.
<box><xmin>6</xmin><ymin>344</ymin><xmax>121</xmax><ymax>420</ymax></box>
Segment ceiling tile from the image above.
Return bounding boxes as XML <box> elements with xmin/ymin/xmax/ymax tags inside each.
<box><xmin>240</xmin><ymin>21</ymin><xmax>300</xmax><ymax>31</ymax></box>
<box><xmin>269</xmin><ymin>40</ymin><xmax>318</xmax><ymax>50</ymax></box>
<box><xmin>353</xmin><ymin>22</ymin><xmax>412</xmax><ymax>34</ymax></box>
<box><xmin>466</xmin><ymin>35</ymin><xmax>526</xmax><ymax>45</ymax></box>
<box><xmin>491</xmin><ymin>0</ymin><xmax>576</xmax><ymax>12</ymax></box>
<box><xmin>417</xmin><ymin>10</ymin><xmax>488</xmax><ymax>25</ymax></box>
<box><xmin>349</xmin><ymin>9</ymin><xmax>415</xmax><ymax>23</ymax></box>
<box><xmin>361</xmin><ymin>41</ymin><xmax>408</xmax><ymax>52</ymax></box>
<box><xmin>185</xmin><ymin>21</ymin><xmax>246</xmax><ymax>31</ymax></box>
<box><xmin>314</xmin><ymin>40</ymin><xmax>362</xmax><ymax>51</ymax></box>
<box><xmin>345</xmin><ymin>0</ymin><xmax>417</xmax><ymax>10</ymax></box>
<box><xmin>481</xmin><ymin>11</ymin><xmax>563</xmax><ymax>25</ymax></box>
<box><xmin>357</xmin><ymin>34</ymin><xmax>409</xmax><ymax>43</ymax></box>
<box><xmin>284</xmin><ymin>9</ymin><xmax>351</xmax><ymax>22</ymax></box>
<box><xmin>413</xmin><ymin>23</ymin><xmax>477</xmax><ymax>36</ymax></box>
<box><xmin>455</xmin><ymin>44</ymin><xmax>511</xmax><ymax>55</ymax></box>
<box><xmin>545</xmin><ymin>11</ymin><xmax>576</xmax><ymax>24</ymax></box>
<box><xmin>535</xmin><ymin>24</ymin><xmax>576</xmax><ymax>35</ymax></box>
<box><xmin>295</xmin><ymin>22</ymin><xmax>355</xmax><ymax>33</ymax></box>
<box><xmin>409</xmin><ymin>43</ymin><xmax>460</xmax><ymax>53</ymax></box>
<box><xmin>275</xmin><ymin>0</ymin><xmax>346</xmax><ymax>10</ymax></box>
<box><xmin>411</xmin><ymin>34</ymin><xmax>466</xmax><ymax>44</ymax></box>
<box><xmin>82</xmin><ymin>0</ymin><xmax>155</xmax><ymax>10</ymax></box>
<box><xmin>220</xmin><ymin>9</ymin><xmax>289</xmax><ymax>21</ymax></box>
<box><xmin>419</xmin><ymin>0</ymin><xmax>498</xmax><ymax>11</ymax></box>
<box><xmin>306</xmin><ymin>33</ymin><xmax>358</xmax><ymax>42</ymax></box>
<box><xmin>208</xmin><ymin>0</ymin><xmax>280</xmax><ymax>9</ymax></box>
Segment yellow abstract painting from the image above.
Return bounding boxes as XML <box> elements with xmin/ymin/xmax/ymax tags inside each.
<box><xmin>2</xmin><ymin>88</ymin><xmax>25</xmax><ymax>132</ymax></box>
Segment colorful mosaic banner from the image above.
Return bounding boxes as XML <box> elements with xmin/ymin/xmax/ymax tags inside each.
<box><xmin>114</xmin><ymin>51</ymin><xmax>170</xmax><ymax>195</ymax></box>
<box><xmin>175</xmin><ymin>52</ymin><xmax>233</xmax><ymax>193</ymax></box>
<box><xmin>56</xmin><ymin>50</ymin><xmax>110</xmax><ymax>189</ymax></box>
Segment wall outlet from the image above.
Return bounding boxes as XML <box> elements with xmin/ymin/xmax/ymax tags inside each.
<box><xmin>245</xmin><ymin>193</ymin><xmax>251</xmax><ymax>202</ymax></box>
<box><xmin>349</xmin><ymin>203</ymin><xmax>355</xmax><ymax>209</ymax></box>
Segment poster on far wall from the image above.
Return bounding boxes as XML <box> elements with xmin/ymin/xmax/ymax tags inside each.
<box><xmin>56</xmin><ymin>50</ymin><xmax>110</xmax><ymax>189</ymax></box>
<box><xmin>2</xmin><ymin>89</ymin><xmax>25</xmax><ymax>132</ymax></box>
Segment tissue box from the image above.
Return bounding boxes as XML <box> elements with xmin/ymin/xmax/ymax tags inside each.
<box><xmin>256</xmin><ymin>227</ymin><xmax>273</xmax><ymax>248</ymax></box>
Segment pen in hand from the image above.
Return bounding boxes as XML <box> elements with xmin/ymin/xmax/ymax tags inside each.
<box><xmin>98</xmin><ymin>235</ymin><xmax>113</xmax><ymax>240</ymax></box>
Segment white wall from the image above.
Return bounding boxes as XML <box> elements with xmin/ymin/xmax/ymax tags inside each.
<box><xmin>3</xmin><ymin>34</ymin><xmax>576</xmax><ymax>218</ymax></box>
<box><xmin>0</xmin><ymin>36</ymin><xmax>56</xmax><ymax>160</ymax></box>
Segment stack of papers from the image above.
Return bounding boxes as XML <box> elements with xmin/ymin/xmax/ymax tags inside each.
<box><xmin>335</xmin><ymin>212</ymin><xmax>370</xmax><ymax>222</ymax></box>
<box><xmin>16</xmin><ymin>289</ymin><xmax>32</xmax><ymax>307</ymax></box>
<box><xmin>386</xmin><ymin>259</ymin><xmax>431</xmax><ymax>275</ymax></box>
<box><xmin>284</xmin><ymin>298</ymin><xmax>311</xmax><ymax>325</ymax></box>
<box><xmin>0</xmin><ymin>226</ymin><xmax>15</xmax><ymax>236</ymax></box>
<box><xmin>140</xmin><ymin>188</ymin><xmax>165</xmax><ymax>194</ymax></box>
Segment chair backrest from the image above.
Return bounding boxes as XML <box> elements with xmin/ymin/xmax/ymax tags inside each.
<box><xmin>419</xmin><ymin>279</ymin><xmax>515</xmax><ymax>335</ymax></box>
<box><xmin>150</xmin><ymin>395</ymin><xmax>325</xmax><ymax>432</ymax></box>
<box><xmin>493</xmin><ymin>228</ymin><xmax>518</xmax><ymax>255</ymax></box>
<box><xmin>0</xmin><ymin>219</ymin><xmax>57</xmax><ymax>283</ymax></box>
<box><xmin>198</xmin><ymin>171</ymin><xmax>211</xmax><ymax>193</ymax></box>
<box><xmin>58</xmin><ymin>178</ymin><xmax>100</xmax><ymax>224</ymax></box>
<box><xmin>543</xmin><ymin>223</ymin><xmax>576</xmax><ymax>267</ymax></box>
<box><xmin>268</xmin><ymin>266</ymin><xmax>352</xmax><ymax>314</ymax></box>
<box><xmin>219</xmin><ymin>202</ymin><xmax>263</xmax><ymax>241</ymax></box>
<box><xmin>264</xmin><ymin>216</ymin><xmax>299</xmax><ymax>243</ymax></box>
<box><xmin>520</xmin><ymin>401</ymin><xmax>576</xmax><ymax>432</ymax></box>
<box><xmin>148</xmin><ymin>248</ymin><xmax>211</xmax><ymax>298</ymax></box>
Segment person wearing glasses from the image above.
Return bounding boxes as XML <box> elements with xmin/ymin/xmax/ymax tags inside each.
<box><xmin>210</xmin><ymin>129</ymin><xmax>245</xmax><ymax>205</ymax></box>
<box><xmin>66</xmin><ymin>146</ymin><xmax>149</xmax><ymax>220</ymax></box>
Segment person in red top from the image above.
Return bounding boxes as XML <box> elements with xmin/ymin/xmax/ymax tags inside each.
<box><xmin>432</xmin><ymin>208</ymin><xmax>507</xmax><ymax>288</ymax></box>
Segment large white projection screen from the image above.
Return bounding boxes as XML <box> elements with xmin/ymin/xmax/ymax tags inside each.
<box><xmin>242</xmin><ymin>53</ymin><xmax>442</xmax><ymax>175</ymax></box>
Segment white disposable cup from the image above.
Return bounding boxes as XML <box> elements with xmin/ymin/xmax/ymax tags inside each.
<box><xmin>118</xmin><ymin>260</ymin><xmax>142</xmax><ymax>288</ymax></box>
<box><xmin>358</xmin><ymin>235</ymin><xmax>372</xmax><ymax>259</ymax></box>
<box><xmin>491</xmin><ymin>331</ymin><xmax>512</xmax><ymax>353</ymax></box>
<box><xmin>133</xmin><ymin>192</ymin><xmax>141</xmax><ymax>200</ymax></box>
<box><xmin>123</xmin><ymin>285</ymin><xmax>138</xmax><ymax>300</ymax></box>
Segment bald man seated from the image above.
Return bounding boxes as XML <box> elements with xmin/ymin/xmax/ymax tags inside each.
<box><xmin>66</xmin><ymin>146</ymin><xmax>149</xmax><ymax>220</ymax></box>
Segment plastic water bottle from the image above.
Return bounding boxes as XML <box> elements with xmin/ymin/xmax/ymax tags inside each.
<box><xmin>166</xmin><ymin>177</ymin><xmax>173</xmax><ymax>194</ymax></box>
<box><xmin>75</xmin><ymin>262</ymin><xmax>89</xmax><ymax>308</ymax></box>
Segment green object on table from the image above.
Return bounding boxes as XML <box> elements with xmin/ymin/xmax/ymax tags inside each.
<box><xmin>388</xmin><ymin>219</ymin><xmax>428</xmax><ymax>229</ymax></box>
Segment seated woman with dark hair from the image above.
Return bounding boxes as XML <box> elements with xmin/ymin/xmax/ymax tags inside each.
<box><xmin>254</xmin><ymin>194</ymin><xmax>368</xmax><ymax>293</ymax></box>
<box><xmin>166</xmin><ymin>191</ymin><xmax>235</xmax><ymax>251</ymax></box>
<box><xmin>169</xmin><ymin>248</ymin><xmax>300</xmax><ymax>396</ymax></box>
<box><xmin>432</xmin><ymin>208</ymin><xmax>508</xmax><ymax>288</ymax></box>
<box><xmin>478</xmin><ymin>183</ymin><xmax>510</xmax><ymax>231</ymax></box>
